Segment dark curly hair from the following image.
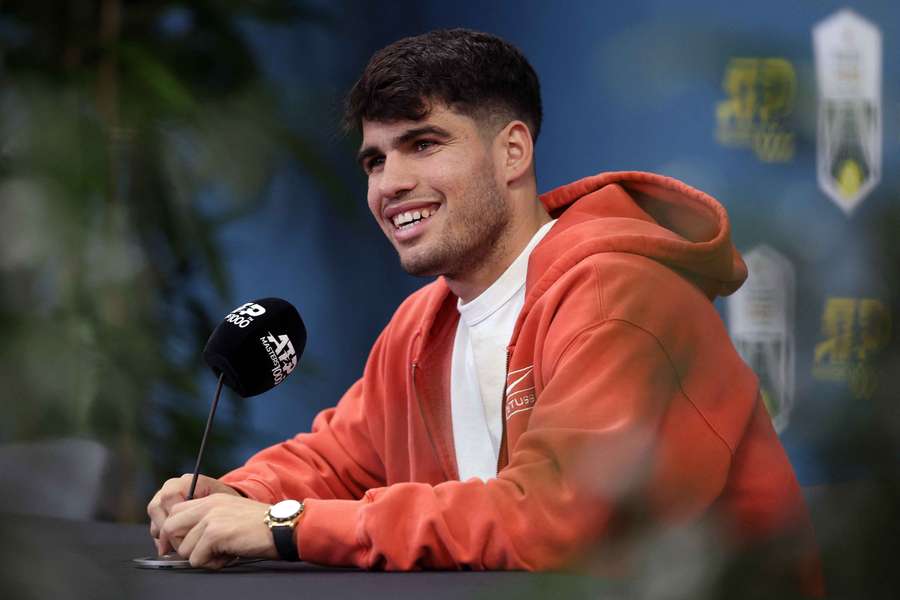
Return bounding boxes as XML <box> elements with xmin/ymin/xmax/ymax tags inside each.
<box><xmin>343</xmin><ymin>29</ymin><xmax>542</xmax><ymax>143</ymax></box>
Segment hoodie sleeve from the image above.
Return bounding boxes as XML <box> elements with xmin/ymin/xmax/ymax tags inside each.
<box><xmin>219</xmin><ymin>365</ymin><xmax>387</xmax><ymax>504</ymax></box>
<box><xmin>293</xmin><ymin>319</ymin><xmax>735</xmax><ymax>570</ymax></box>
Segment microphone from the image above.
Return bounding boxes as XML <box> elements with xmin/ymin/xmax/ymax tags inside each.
<box><xmin>136</xmin><ymin>299</ymin><xmax>307</xmax><ymax>569</ymax></box>
<box><xmin>203</xmin><ymin>298</ymin><xmax>307</xmax><ymax>398</ymax></box>
<box><xmin>189</xmin><ymin>298</ymin><xmax>307</xmax><ymax>499</ymax></box>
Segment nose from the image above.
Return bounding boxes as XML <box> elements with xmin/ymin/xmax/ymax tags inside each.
<box><xmin>373</xmin><ymin>152</ymin><xmax>416</xmax><ymax>201</ymax></box>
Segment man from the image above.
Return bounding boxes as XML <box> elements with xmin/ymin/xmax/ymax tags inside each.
<box><xmin>148</xmin><ymin>29</ymin><xmax>821</xmax><ymax>590</ymax></box>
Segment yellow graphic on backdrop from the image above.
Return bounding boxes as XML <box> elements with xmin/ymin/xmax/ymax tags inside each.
<box><xmin>837</xmin><ymin>160</ymin><xmax>864</xmax><ymax>199</ymax></box>
<box><xmin>716</xmin><ymin>58</ymin><xmax>796</xmax><ymax>162</ymax></box>
<box><xmin>813</xmin><ymin>297</ymin><xmax>891</xmax><ymax>399</ymax></box>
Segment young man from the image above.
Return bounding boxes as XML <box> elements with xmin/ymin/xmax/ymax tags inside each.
<box><xmin>148</xmin><ymin>29</ymin><xmax>821</xmax><ymax>591</ymax></box>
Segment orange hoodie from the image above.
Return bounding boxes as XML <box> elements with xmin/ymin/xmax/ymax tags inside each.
<box><xmin>221</xmin><ymin>172</ymin><xmax>822</xmax><ymax>591</ymax></box>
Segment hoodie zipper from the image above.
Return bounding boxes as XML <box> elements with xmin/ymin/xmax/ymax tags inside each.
<box><xmin>495</xmin><ymin>348</ymin><xmax>512</xmax><ymax>475</ymax></box>
<box><xmin>411</xmin><ymin>360</ymin><xmax>454</xmax><ymax>481</ymax></box>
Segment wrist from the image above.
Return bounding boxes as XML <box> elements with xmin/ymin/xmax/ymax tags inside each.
<box><xmin>265</xmin><ymin>499</ymin><xmax>304</xmax><ymax>561</ymax></box>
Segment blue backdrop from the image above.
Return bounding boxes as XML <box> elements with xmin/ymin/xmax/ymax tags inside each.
<box><xmin>220</xmin><ymin>0</ymin><xmax>899</xmax><ymax>488</ymax></box>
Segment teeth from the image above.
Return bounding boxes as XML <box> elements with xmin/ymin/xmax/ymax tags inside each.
<box><xmin>391</xmin><ymin>206</ymin><xmax>437</xmax><ymax>229</ymax></box>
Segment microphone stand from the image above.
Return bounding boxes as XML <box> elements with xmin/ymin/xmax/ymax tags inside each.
<box><xmin>187</xmin><ymin>371</ymin><xmax>225</xmax><ymax>500</ymax></box>
<box><xmin>136</xmin><ymin>372</ymin><xmax>226</xmax><ymax>568</ymax></box>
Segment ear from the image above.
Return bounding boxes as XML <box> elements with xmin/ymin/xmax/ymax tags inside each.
<box><xmin>495</xmin><ymin>120</ymin><xmax>534</xmax><ymax>185</ymax></box>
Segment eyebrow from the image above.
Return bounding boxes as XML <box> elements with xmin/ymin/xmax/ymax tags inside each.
<box><xmin>356</xmin><ymin>125</ymin><xmax>453</xmax><ymax>169</ymax></box>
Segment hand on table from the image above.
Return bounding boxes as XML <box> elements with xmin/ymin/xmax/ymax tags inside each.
<box><xmin>147</xmin><ymin>474</ymin><xmax>246</xmax><ymax>559</ymax></box>
<box><xmin>157</xmin><ymin>493</ymin><xmax>279</xmax><ymax>569</ymax></box>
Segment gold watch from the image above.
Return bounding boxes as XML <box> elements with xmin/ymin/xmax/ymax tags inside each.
<box><xmin>264</xmin><ymin>499</ymin><xmax>303</xmax><ymax>561</ymax></box>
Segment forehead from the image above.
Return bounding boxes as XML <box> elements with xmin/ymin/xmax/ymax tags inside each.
<box><xmin>360</xmin><ymin>105</ymin><xmax>477</xmax><ymax>146</ymax></box>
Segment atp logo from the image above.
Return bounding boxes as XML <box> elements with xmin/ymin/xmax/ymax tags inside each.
<box><xmin>260</xmin><ymin>332</ymin><xmax>297</xmax><ymax>385</ymax></box>
<box><xmin>225</xmin><ymin>302</ymin><xmax>266</xmax><ymax>328</ymax></box>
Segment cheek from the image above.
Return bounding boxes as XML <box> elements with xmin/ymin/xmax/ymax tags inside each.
<box><xmin>366</xmin><ymin>188</ymin><xmax>380</xmax><ymax>221</ymax></box>
<box><xmin>449</xmin><ymin>152</ymin><xmax>494</xmax><ymax>188</ymax></box>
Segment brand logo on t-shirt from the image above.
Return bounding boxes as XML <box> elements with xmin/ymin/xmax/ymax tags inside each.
<box><xmin>505</xmin><ymin>365</ymin><xmax>535</xmax><ymax>419</ymax></box>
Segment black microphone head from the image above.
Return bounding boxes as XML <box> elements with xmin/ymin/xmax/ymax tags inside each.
<box><xmin>202</xmin><ymin>298</ymin><xmax>307</xmax><ymax>398</ymax></box>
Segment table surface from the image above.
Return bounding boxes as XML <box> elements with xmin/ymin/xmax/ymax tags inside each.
<box><xmin>0</xmin><ymin>514</ymin><xmax>615</xmax><ymax>600</ymax></box>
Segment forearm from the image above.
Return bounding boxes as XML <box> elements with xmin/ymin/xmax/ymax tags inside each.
<box><xmin>220</xmin><ymin>380</ymin><xmax>386</xmax><ymax>504</ymax></box>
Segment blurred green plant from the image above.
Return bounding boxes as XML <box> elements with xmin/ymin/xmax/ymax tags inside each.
<box><xmin>0</xmin><ymin>0</ymin><xmax>348</xmax><ymax>520</ymax></box>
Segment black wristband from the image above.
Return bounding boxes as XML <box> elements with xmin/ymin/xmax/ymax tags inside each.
<box><xmin>272</xmin><ymin>524</ymin><xmax>299</xmax><ymax>561</ymax></box>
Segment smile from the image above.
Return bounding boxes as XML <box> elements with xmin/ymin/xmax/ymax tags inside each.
<box><xmin>391</xmin><ymin>204</ymin><xmax>440</xmax><ymax>230</ymax></box>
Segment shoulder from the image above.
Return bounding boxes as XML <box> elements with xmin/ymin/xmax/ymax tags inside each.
<box><xmin>586</xmin><ymin>252</ymin><xmax>714</xmax><ymax>327</ymax></box>
<box><xmin>531</xmin><ymin>252</ymin><xmax>735</xmax><ymax>366</ymax></box>
<box><xmin>533</xmin><ymin>251</ymin><xmax>711</xmax><ymax>326</ymax></box>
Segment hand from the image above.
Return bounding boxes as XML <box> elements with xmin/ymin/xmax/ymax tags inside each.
<box><xmin>147</xmin><ymin>474</ymin><xmax>240</xmax><ymax>556</ymax></box>
<box><xmin>159</xmin><ymin>493</ymin><xmax>279</xmax><ymax>569</ymax></box>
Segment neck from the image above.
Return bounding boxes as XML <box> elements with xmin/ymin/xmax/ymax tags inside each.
<box><xmin>446</xmin><ymin>196</ymin><xmax>551</xmax><ymax>303</ymax></box>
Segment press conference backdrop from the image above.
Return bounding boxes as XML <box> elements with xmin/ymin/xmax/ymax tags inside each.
<box><xmin>229</xmin><ymin>0</ymin><xmax>898</xmax><ymax>490</ymax></box>
<box><xmin>0</xmin><ymin>0</ymin><xmax>895</xmax><ymax>596</ymax></box>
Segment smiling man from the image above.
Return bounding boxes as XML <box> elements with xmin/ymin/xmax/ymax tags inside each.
<box><xmin>359</xmin><ymin>103</ymin><xmax>550</xmax><ymax>303</ymax></box>
<box><xmin>147</xmin><ymin>29</ymin><xmax>821</xmax><ymax>593</ymax></box>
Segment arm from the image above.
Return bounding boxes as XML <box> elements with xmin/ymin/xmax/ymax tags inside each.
<box><xmin>219</xmin><ymin>376</ymin><xmax>386</xmax><ymax>504</ymax></box>
<box><xmin>295</xmin><ymin>320</ymin><xmax>732</xmax><ymax>570</ymax></box>
<box><xmin>217</xmin><ymin>322</ymin><xmax>402</xmax><ymax>503</ymax></box>
<box><xmin>148</xmin><ymin>330</ymin><xmax>390</xmax><ymax>558</ymax></box>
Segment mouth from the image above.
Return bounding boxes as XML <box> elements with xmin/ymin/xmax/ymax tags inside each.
<box><xmin>390</xmin><ymin>203</ymin><xmax>440</xmax><ymax>230</ymax></box>
<box><xmin>386</xmin><ymin>202</ymin><xmax>441</xmax><ymax>242</ymax></box>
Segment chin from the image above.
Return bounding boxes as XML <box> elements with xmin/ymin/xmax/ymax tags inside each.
<box><xmin>398</xmin><ymin>252</ymin><xmax>444</xmax><ymax>278</ymax></box>
<box><xmin>400</xmin><ymin>260</ymin><xmax>440</xmax><ymax>278</ymax></box>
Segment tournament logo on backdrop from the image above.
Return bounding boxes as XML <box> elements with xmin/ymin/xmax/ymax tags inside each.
<box><xmin>813</xmin><ymin>9</ymin><xmax>882</xmax><ymax>215</ymax></box>
<box><xmin>813</xmin><ymin>297</ymin><xmax>891</xmax><ymax>399</ymax></box>
<box><xmin>716</xmin><ymin>57</ymin><xmax>797</xmax><ymax>162</ymax></box>
<box><xmin>727</xmin><ymin>245</ymin><xmax>796</xmax><ymax>432</ymax></box>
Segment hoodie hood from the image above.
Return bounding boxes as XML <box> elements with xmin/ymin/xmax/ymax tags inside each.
<box><xmin>411</xmin><ymin>171</ymin><xmax>748</xmax><ymax>357</ymax></box>
<box><xmin>524</xmin><ymin>171</ymin><xmax>747</xmax><ymax>312</ymax></box>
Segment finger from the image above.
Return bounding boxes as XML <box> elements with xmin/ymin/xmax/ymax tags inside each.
<box><xmin>168</xmin><ymin>495</ymin><xmax>220</xmax><ymax>519</ymax></box>
<box><xmin>160</xmin><ymin>500</ymin><xmax>207</xmax><ymax>553</ymax></box>
<box><xmin>147</xmin><ymin>489</ymin><xmax>168</xmax><ymax>537</ymax></box>
<box><xmin>148</xmin><ymin>476</ymin><xmax>191</xmax><ymax>537</ymax></box>
<box><xmin>147</xmin><ymin>489</ymin><xmax>162</xmax><ymax>522</ymax></box>
<box><xmin>159</xmin><ymin>477</ymin><xmax>192</xmax><ymax>513</ymax></box>
<box><xmin>207</xmin><ymin>556</ymin><xmax>231</xmax><ymax>570</ymax></box>
<box><xmin>148</xmin><ymin>492</ymin><xmax>177</xmax><ymax>551</ymax></box>
<box><xmin>189</xmin><ymin>525</ymin><xmax>217</xmax><ymax>569</ymax></box>
<box><xmin>157</xmin><ymin>529</ymin><xmax>174</xmax><ymax>556</ymax></box>
<box><xmin>155</xmin><ymin>537</ymin><xmax>173</xmax><ymax>557</ymax></box>
<box><xmin>168</xmin><ymin>497</ymin><xmax>200</xmax><ymax>516</ymax></box>
<box><xmin>176</xmin><ymin>518</ymin><xmax>207</xmax><ymax>560</ymax></box>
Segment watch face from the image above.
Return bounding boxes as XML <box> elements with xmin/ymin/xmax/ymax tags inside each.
<box><xmin>270</xmin><ymin>499</ymin><xmax>302</xmax><ymax>520</ymax></box>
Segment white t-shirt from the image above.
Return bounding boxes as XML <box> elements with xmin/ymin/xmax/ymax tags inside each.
<box><xmin>450</xmin><ymin>220</ymin><xmax>556</xmax><ymax>481</ymax></box>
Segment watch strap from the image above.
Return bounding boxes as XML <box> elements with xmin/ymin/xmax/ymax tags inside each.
<box><xmin>271</xmin><ymin>523</ymin><xmax>299</xmax><ymax>561</ymax></box>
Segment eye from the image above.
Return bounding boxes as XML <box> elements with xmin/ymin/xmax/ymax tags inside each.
<box><xmin>365</xmin><ymin>156</ymin><xmax>384</xmax><ymax>174</ymax></box>
<box><xmin>414</xmin><ymin>140</ymin><xmax>436</xmax><ymax>152</ymax></box>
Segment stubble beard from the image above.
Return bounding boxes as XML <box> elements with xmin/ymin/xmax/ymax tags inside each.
<box><xmin>398</xmin><ymin>161</ymin><xmax>510</xmax><ymax>280</ymax></box>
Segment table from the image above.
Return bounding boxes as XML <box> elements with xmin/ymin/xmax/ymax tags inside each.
<box><xmin>0</xmin><ymin>514</ymin><xmax>614</xmax><ymax>600</ymax></box>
